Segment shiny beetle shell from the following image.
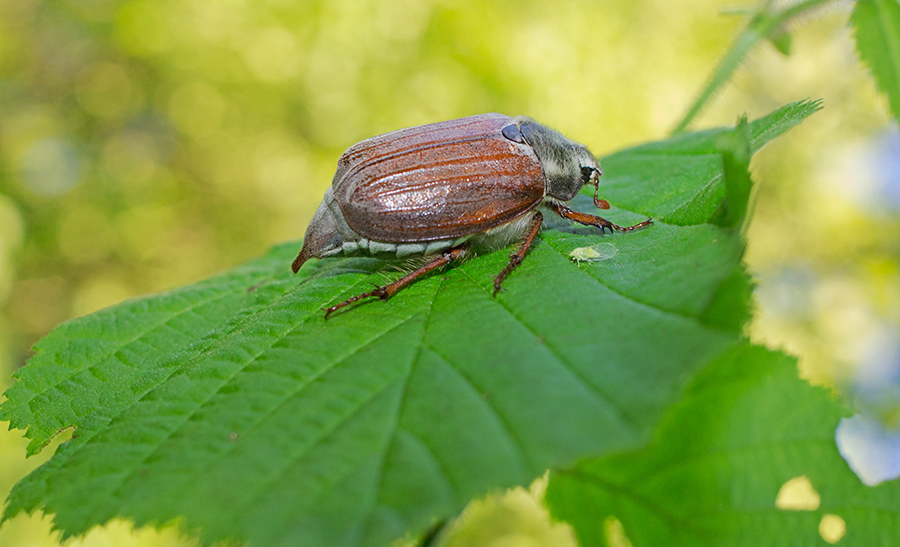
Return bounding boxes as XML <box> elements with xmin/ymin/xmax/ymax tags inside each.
<box><xmin>336</xmin><ymin>113</ymin><xmax>544</xmax><ymax>242</ymax></box>
<box><xmin>292</xmin><ymin>113</ymin><xmax>602</xmax><ymax>272</ymax></box>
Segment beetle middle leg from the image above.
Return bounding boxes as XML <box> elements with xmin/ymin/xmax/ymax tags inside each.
<box><xmin>324</xmin><ymin>246</ymin><xmax>469</xmax><ymax>318</ymax></box>
<box><xmin>493</xmin><ymin>211</ymin><xmax>544</xmax><ymax>295</ymax></box>
<box><xmin>547</xmin><ymin>201</ymin><xmax>652</xmax><ymax>233</ymax></box>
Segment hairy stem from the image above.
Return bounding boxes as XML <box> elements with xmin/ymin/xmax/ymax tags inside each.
<box><xmin>672</xmin><ymin>0</ymin><xmax>836</xmax><ymax>134</ymax></box>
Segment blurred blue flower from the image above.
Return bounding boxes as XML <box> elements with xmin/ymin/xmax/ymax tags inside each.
<box><xmin>754</xmin><ymin>264</ymin><xmax>816</xmax><ymax>319</ymax></box>
<box><xmin>836</xmin><ymin>414</ymin><xmax>900</xmax><ymax>486</ymax></box>
<box><xmin>871</xmin><ymin>128</ymin><xmax>900</xmax><ymax>212</ymax></box>
<box><xmin>837</xmin><ymin>325</ymin><xmax>900</xmax><ymax>486</ymax></box>
<box><xmin>19</xmin><ymin>138</ymin><xmax>82</xmax><ymax>196</ymax></box>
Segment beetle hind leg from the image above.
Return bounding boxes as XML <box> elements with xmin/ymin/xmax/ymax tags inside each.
<box><xmin>493</xmin><ymin>211</ymin><xmax>544</xmax><ymax>295</ymax></box>
<box><xmin>323</xmin><ymin>246</ymin><xmax>469</xmax><ymax>318</ymax></box>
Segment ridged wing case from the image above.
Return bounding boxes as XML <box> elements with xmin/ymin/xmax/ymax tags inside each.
<box><xmin>332</xmin><ymin>113</ymin><xmax>546</xmax><ymax>242</ymax></box>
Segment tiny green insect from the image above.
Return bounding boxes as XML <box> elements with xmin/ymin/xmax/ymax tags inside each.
<box><xmin>569</xmin><ymin>242</ymin><xmax>618</xmax><ymax>263</ymax></box>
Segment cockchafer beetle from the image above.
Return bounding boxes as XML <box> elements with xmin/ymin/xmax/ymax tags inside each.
<box><xmin>292</xmin><ymin>113</ymin><xmax>652</xmax><ymax>317</ymax></box>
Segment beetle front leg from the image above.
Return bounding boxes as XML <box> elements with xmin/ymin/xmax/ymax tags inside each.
<box><xmin>547</xmin><ymin>201</ymin><xmax>652</xmax><ymax>233</ymax></box>
<box><xmin>324</xmin><ymin>245</ymin><xmax>469</xmax><ymax>318</ymax></box>
<box><xmin>493</xmin><ymin>211</ymin><xmax>544</xmax><ymax>295</ymax></box>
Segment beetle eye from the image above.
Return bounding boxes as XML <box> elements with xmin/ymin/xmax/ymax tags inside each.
<box><xmin>581</xmin><ymin>166</ymin><xmax>596</xmax><ymax>183</ymax></box>
<box><xmin>501</xmin><ymin>123</ymin><xmax>525</xmax><ymax>143</ymax></box>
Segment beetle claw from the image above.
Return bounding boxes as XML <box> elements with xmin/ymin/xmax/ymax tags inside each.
<box><xmin>373</xmin><ymin>287</ymin><xmax>389</xmax><ymax>300</ymax></box>
<box><xmin>323</xmin><ymin>287</ymin><xmax>383</xmax><ymax>318</ymax></box>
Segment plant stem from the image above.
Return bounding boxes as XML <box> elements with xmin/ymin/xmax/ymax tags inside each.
<box><xmin>672</xmin><ymin>0</ymin><xmax>836</xmax><ymax>134</ymax></box>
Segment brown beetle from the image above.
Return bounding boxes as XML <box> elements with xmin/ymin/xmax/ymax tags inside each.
<box><xmin>293</xmin><ymin>113</ymin><xmax>651</xmax><ymax>317</ymax></box>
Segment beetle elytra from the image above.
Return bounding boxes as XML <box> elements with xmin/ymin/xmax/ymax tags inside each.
<box><xmin>292</xmin><ymin>113</ymin><xmax>651</xmax><ymax>317</ymax></box>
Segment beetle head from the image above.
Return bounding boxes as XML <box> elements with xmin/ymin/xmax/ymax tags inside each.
<box><xmin>509</xmin><ymin>117</ymin><xmax>602</xmax><ymax>203</ymax></box>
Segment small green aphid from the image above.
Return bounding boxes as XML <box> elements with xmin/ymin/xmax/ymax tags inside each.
<box><xmin>569</xmin><ymin>242</ymin><xmax>618</xmax><ymax>263</ymax></box>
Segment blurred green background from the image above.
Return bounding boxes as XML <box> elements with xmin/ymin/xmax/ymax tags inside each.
<box><xmin>0</xmin><ymin>0</ymin><xmax>897</xmax><ymax>545</ymax></box>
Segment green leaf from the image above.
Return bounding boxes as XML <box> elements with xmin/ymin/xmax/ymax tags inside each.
<box><xmin>0</xmin><ymin>102</ymin><xmax>817</xmax><ymax>547</ymax></box>
<box><xmin>852</xmin><ymin>0</ymin><xmax>900</xmax><ymax>122</ymax></box>
<box><xmin>546</xmin><ymin>344</ymin><xmax>900</xmax><ymax>546</ymax></box>
<box><xmin>603</xmin><ymin>99</ymin><xmax>821</xmax><ymax>226</ymax></box>
<box><xmin>1</xmin><ymin>249</ymin><xmax>297</xmax><ymax>456</ymax></box>
<box><xmin>708</xmin><ymin>116</ymin><xmax>753</xmax><ymax>229</ymax></box>
<box><xmin>766</xmin><ymin>28</ymin><xmax>793</xmax><ymax>56</ymax></box>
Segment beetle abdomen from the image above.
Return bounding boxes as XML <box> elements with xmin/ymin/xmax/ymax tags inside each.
<box><xmin>333</xmin><ymin>114</ymin><xmax>545</xmax><ymax>243</ymax></box>
<box><xmin>292</xmin><ymin>185</ymin><xmax>476</xmax><ymax>273</ymax></box>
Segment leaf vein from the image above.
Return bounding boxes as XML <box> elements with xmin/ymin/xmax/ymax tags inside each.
<box><xmin>543</xmin><ymin>234</ymin><xmax>720</xmax><ymax>328</ymax></box>
<box><xmin>2</xmin><ymin>285</ymin><xmax>251</xmax><ymax>430</ymax></box>
<box><xmin>557</xmin><ymin>467</ymin><xmax>719</xmax><ymax>545</ymax></box>
<box><xmin>96</xmin><ymin>286</ymin><xmax>407</xmax><ymax>505</ymax></box>
<box><xmin>425</xmin><ymin>340</ymin><xmax>533</xmax><ymax>475</ymax></box>
<box><xmin>359</xmin><ymin>273</ymin><xmax>445</xmax><ymax>544</ymax></box>
<box><xmin>457</xmin><ymin>266</ymin><xmax>640</xmax><ymax>433</ymax></box>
